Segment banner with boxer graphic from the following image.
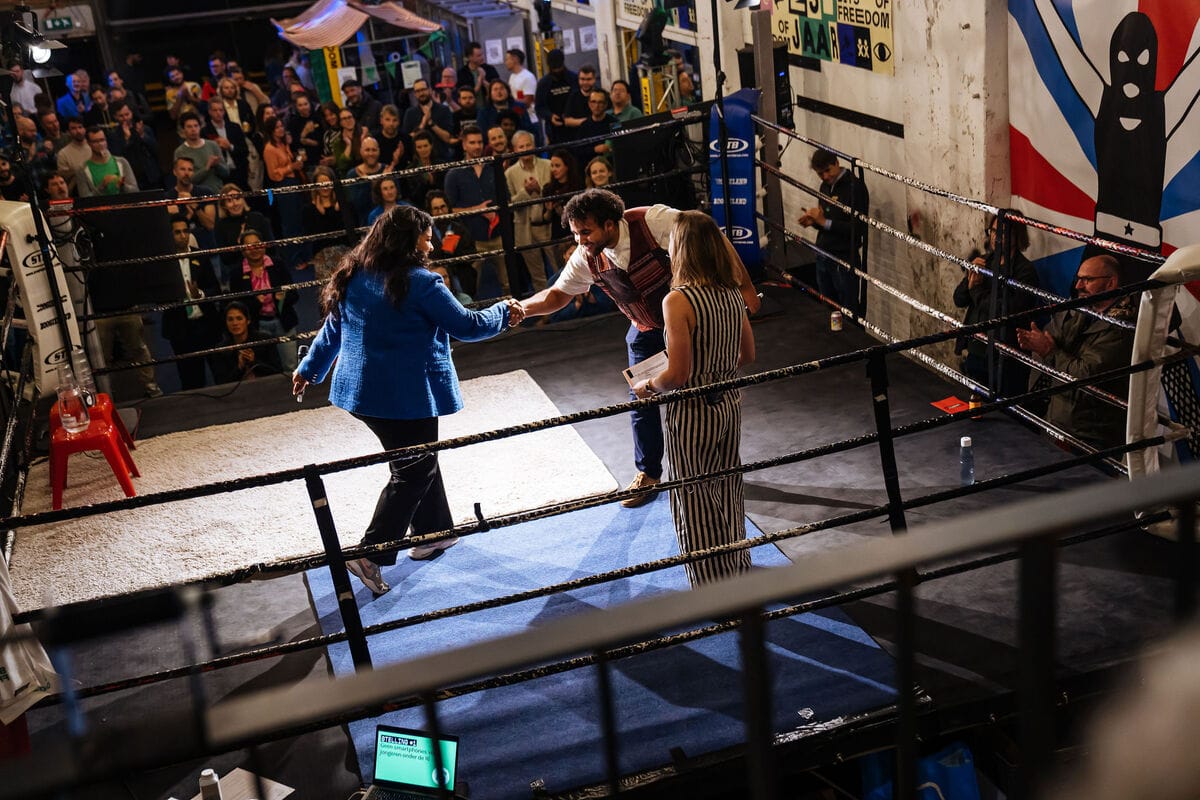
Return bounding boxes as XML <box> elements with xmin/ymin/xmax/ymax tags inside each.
<box><xmin>1008</xmin><ymin>0</ymin><xmax>1200</xmax><ymax>299</ymax></box>
<box><xmin>709</xmin><ymin>88</ymin><xmax>763</xmax><ymax>277</ymax></box>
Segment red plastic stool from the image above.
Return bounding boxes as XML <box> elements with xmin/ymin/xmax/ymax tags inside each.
<box><xmin>49</xmin><ymin>417</ymin><xmax>139</xmax><ymax>510</ymax></box>
<box><xmin>49</xmin><ymin>392</ymin><xmax>135</xmax><ymax>450</ymax></box>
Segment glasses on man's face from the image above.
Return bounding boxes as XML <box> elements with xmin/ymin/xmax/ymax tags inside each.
<box><xmin>1074</xmin><ymin>274</ymin><xmax>1109</xmax><ymax>284</ymax></box>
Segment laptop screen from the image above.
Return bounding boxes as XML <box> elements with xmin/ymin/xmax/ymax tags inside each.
<box><xmin>374</xmin><ymin>725</ymin><xmax>459</xmax><ymax>792</ymax></box>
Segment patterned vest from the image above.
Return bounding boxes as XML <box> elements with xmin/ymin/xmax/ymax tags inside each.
<box><xmin>584</xmin><ymin>208</ymin><xmax>673</xmax><ymax>331</ymax></box>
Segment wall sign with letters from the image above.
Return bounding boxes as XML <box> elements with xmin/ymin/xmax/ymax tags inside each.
<box><xmin>772</xmin><ymin>0</ymin><xmax>895</xmax><ymax>76</ymax></box>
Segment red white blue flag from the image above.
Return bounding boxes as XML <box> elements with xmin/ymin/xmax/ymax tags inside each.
<box><xmin>1008</xmin><ymin>0</ymin><xmax>1200</xmax><ymax>297</ymax></box>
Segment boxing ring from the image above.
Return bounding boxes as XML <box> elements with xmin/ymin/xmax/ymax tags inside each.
<box><xmin>0</xmin><ymin>101</ymin><xmax>1198</xmax><ymax>800</ymax></box>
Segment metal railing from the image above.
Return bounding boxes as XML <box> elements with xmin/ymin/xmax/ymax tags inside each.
<box><xmin>2</xmin><ymin>462</ymin><xmax>1195</xmax><ymax>799</ymax></box>
<box><xmin>204</xmin><ymin>463</ymin><xmax>1199</xmax><ymax>800</ymax></box>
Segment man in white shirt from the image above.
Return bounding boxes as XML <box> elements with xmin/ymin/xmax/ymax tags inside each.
<box><xmin>504</xmin><ymin>131</ymin><xmax>553</xmax><ymax>293</ymax></box>
<box><xmin>520</xmin><ymin>189</ymin><xmax>759</xmax><ymax>506</ymax></box>
<box><xmin>504</xmin><ymin>48</ymin><xmax>538</xmax><ymax>123</ymax></box>
<box><xmin>7</xmin><ymin>62</ymin><xmax>43</xmax><ymax>115</ymax></box>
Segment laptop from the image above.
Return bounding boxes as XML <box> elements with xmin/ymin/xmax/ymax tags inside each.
<box><xmin>363</xmin><ymin>724</ymin><xmax>460</xmax><ymax>800</ymax></box>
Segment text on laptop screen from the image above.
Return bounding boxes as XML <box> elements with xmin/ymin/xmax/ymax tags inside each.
<box><xmin>375</xmin><ymin>729</ymin><xmax>457</xmax><ymax>790</ymax></box>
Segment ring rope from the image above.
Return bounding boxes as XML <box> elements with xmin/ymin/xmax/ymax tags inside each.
<box><xmin>80</xmin><ymin>280</ymin><xmax>504</xmax><ymax>323</ymax></box>
<box><xmin>90</xmin><ymin>329</ymin><xmax>319</xmax><ymax>377</ymax></box>
<box><xmin>764</xmin><ymin>262</ymin><xmax>1197</xmax><ymax>469</ymax></box>
<box><xmin>763</xmin><ymin>212</ymin><xmax>1147</xmax><ymax>412</ymax></box>
<box><xmin>71</xmin><ymin>165</ymin><xmax>699</xmax><ymax>274</ymax></box>
<box><xmin>9</xmin><ymin>284</ymin><xmax>1177</xmax><ymax>532</ymax></box>
<box><xmin>81</xmin><ymin>279</ymin><xmax>325</xmax><ymax>322</ymax></box>
<box><xmin>176</xmin><ymin>514</ymin><xmax>1157</xmax><ymax>759</ymax></box>
<box><xmin>52</xmin><ymin>116</ymin><xmax>701</xmax><ymax>218</ymax></box>
<box><xmin>752</xmin><ymin>115</ymin><xmax>1167</xmax><ymax>266</ymax></box>
<box><xmin>756</xmin><ymin>159</ymin><xmax>1143</xmax><ymax>333</ymax></box>
<box><xmin>11</xmin><ymin>350</ymin><xmax>1180</xmax><ymax>631</ymax></box>
<box><xmin>25</xmin><ymin>439</ymin><xmax>1164</xmax><ymax>705</ymax></box>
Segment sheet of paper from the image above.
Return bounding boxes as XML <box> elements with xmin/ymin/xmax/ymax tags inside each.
<box><xmin>399</xmin><ymin>60</ymin><xmax>422</xmax><ymax>88</ymax></box>
<box><xmin>187</xmin><ymin>768</ymin><xmax>294</xmax><ymax>800</ymax></box>
<box><xmin>485</xmin><ymin>38</ymin><xmax>504</xmax><ymax>65</ymax></box>
<box><xmin>506</xmin><ymin>36</ymin><xmax>524</xmax><ymax>54</ymax></box>
<box><xmin>561</xmin><ymin>29</ymin><xmax>577</xmax><ymax>55</ymax></box>
<box><xmin>622</xmin><ymin>350</ymin><xmax>669</xmax><ymax>389</ymax></box>
<box><xmin>579</xmin><ymin>26</ymin><xmax>597</xmax><ymax>51</ymax></box>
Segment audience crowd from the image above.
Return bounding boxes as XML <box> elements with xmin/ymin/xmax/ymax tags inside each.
<box><xmin>5</xmin><ymin>39</ymin><xmax>1131</xmax><ymax>457</ymax></box>
<box><xmin>2</xmin><ymin>42</ymin><xmax>661</xmax><ymax>394</ymax></box>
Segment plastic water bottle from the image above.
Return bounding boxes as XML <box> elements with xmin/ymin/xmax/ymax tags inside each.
<box><xmin>198</xmin><ymin>769</ymin><xmax>223</xmax><ymax>800</ymax></box>
<box><xmin>959</xmin><ymin>436</ymin><xmax>975</xmax><ymax>486</ymax></box>
<box><xmin>70</xmin><ymin>347</ymin><xmax>97</xmax><ymax>407</ymax></box>
<box><xmin>56</xmin><ymin>366</ymin><xmax>89</xmax><ymax>435</ymax></box>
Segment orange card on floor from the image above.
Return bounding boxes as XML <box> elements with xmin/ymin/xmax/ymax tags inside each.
<box><xmin>932</xmin><ymin>396</ymin><xmax>969</xmax><ymax>414</ymax></box>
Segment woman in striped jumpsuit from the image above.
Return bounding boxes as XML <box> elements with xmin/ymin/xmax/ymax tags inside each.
<box><xmin>632</xmin><ymin>211</ymin><xmax>756</xmax><ymax>586</ymax></box>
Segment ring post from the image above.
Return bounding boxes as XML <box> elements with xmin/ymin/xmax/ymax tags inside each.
<box><xmin>739</xmin><ymin>610</ymin><xmax>776</xmax><ymax>800</ymax></box>
<box><xmin>594</xmin><ymin>649</ymin><xmax>621</xmax><ymax>794</ymax></box>
<box><xmin>1174</xmin><ymin>501</ymin><xmax>1197</xmax><ymax>621</ymax></box>
<box><xmin>1017</xmin><ymin>535</ymin><xmax>1057</xmax><ymax>799</ymax></box>
<box><xmin>303</xmin><ymin>464</ymin><xmax>372</xmax><ymax>670</ymax></box>
<box><xmin>422</xmin><ymin>692</ymin><xmax>452</xmax><ymax>800</ymax></box>
<box><xmin>866</xmin><ymin>353</ymin><xmax>908</xmax><ymax>534</ymax></box>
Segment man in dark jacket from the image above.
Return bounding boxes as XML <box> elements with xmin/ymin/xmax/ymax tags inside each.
<box><xmin>797</xmin><ymin>148</ymin><xmax>870</xmax><ymax>318</ymax></box>
<box><xmin>202</xmin><ymin>98</ymin><xmax>249</xmax><ymax>189</ymax></box>
<box><xmin>1016</xmin><ymin>254</ymin><xmax>1135</xmax><ymax>449</ymax></box>
<box><xmin>953</xmin><ymin>213</ymin><xmax>1041</xmax><ymax>398</ymax></box>
<box><xmin>163</xmin><ymin>215</ymin><xmax>222</xmax><ymax>389</ymax></box>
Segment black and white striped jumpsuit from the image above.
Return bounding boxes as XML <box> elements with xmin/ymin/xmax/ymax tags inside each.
<box><xmin>665</xmin><ymin>285</ymin><xmax>750</xmax><ymax>587</ymax></box>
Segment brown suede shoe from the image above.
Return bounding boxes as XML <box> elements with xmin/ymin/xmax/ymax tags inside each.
<box><xmin>620</xmin><ymin>472</ymin><xmax>661</xmax><ymax>508</ymax></box>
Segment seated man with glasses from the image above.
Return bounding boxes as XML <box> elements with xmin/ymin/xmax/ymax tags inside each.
<box><xmin>1015</xmin><ymin>254</ymin><xmax>1135</xmax><ymax>449</ymax></box>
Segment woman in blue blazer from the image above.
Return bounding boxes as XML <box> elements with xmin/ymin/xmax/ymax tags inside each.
<box><xmin>293</xmin><ymin>205</ymin><xmax>523</xmax><ymax>595</ymax></box>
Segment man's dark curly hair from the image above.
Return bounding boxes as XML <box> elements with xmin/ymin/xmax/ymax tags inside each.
<box><xmin>561</xmin><ymin>188</ymin><xmax>625</xmax><ymax>229</ymax></box>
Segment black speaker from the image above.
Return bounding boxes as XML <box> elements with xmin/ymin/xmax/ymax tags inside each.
<box><xmin>611</xmin><ymin>108</ymin><xmax>703</xmax><ymax>210</ymax></box>
<box><xmin>737</xmin><ymin>43</ymin><xmax>793</xmax><ymax>128</ymax></box>
<box><xmin>76</xmin><ymin>190</ymin><xmax>184</xmax><ymax>313</ymax></box>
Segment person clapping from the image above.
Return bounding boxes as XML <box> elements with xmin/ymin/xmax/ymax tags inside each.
<box><xmin>292</xmin><ymin>206</ymin><xmax>523</xmax><ymax>595</ymax></box>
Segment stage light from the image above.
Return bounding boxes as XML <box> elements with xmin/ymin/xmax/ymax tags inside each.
<box><xmin>536</xmin><ymin>0</ymin><xmax>554</xmax><ymax>36</ymax></box>
<box><xmin>0</xmin><ymin>4</ymin><xmax>64</xmax><ymax>69</ymax></box>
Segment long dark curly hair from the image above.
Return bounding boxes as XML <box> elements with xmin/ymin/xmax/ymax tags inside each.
<box><xmin>320</xmin><ymin>205</ymin><xmax>433</xmax><ymax>315</ymax></box>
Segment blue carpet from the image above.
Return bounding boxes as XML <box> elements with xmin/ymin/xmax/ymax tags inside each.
<box><xmin>307</xmin><ymin>494</ymin><xmax>898</xmax><ymax>798</ymax></box>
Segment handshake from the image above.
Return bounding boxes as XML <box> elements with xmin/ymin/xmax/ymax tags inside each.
<box><xmin>506</xmin><ymin>298</ymin><xmax>526</xmax><ymax>327</ymax></box>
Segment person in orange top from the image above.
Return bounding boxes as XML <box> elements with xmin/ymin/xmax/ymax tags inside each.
<box><xmin>261</xmin><ymin>115</ymin><xmax>307</xmax><ymax>271</ymax></box>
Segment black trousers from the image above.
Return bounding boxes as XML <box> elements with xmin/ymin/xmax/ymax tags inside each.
<box><xmin>353</xmin><ymin>413</ymin><xmax>454</xmax><ymax>566</ymax></box>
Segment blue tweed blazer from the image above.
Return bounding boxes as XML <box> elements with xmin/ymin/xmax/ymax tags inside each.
<box><xmin>299</xmin><ymin>266</ymin><xmax>509</xmax><ymax>419</ymax></box>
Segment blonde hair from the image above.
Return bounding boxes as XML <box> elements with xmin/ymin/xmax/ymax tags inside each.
<box><xmin>667</xmin><ymin>211</ymin><xmax>739</xmax><ymax>290</ymax></box>
<box><xmin>218</xmin><ymin>183</ymin><xmax>244</xmax><ymax>218</ymax></box>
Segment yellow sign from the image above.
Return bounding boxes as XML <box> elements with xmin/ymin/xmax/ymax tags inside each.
<box><xmin>324</xmin><ymin>46</ymin><xmax>344</xmax><ymax>106</ymax></box>
<box><xmin>772</xmin><ymin>0</ymin><xmax>894</xmax><ymax>76</ymax></box>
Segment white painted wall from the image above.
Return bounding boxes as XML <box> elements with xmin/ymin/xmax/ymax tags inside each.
<box><xmin>715</xmin><ymin>0</ymin><xmax>1011</xmax><ymax>361</ymax></box>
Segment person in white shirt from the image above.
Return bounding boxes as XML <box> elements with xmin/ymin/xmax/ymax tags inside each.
<box><xmin>519</xmin><ymin>189</ymin><xmax>759</xmax><ymax>507</ymax></box>
<box><xmin>7</xmin><ymin>62</ymin><xmax>43</xmax><ymax>115</ymax></box>
<box><xmin>504</xmin><ymin>131</ymin><xmax>553</xmax><ymax>293</ymax></box>
<box><xmin>504</xmin><ymin>48</ymin><xmax>539</xmax><ymax>123</ymax></box>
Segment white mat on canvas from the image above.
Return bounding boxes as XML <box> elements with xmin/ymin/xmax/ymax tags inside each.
<box><xmin>12</xmin><ymin>370</ymin><xmax>618</xmax><ymax>611</ymax></box>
